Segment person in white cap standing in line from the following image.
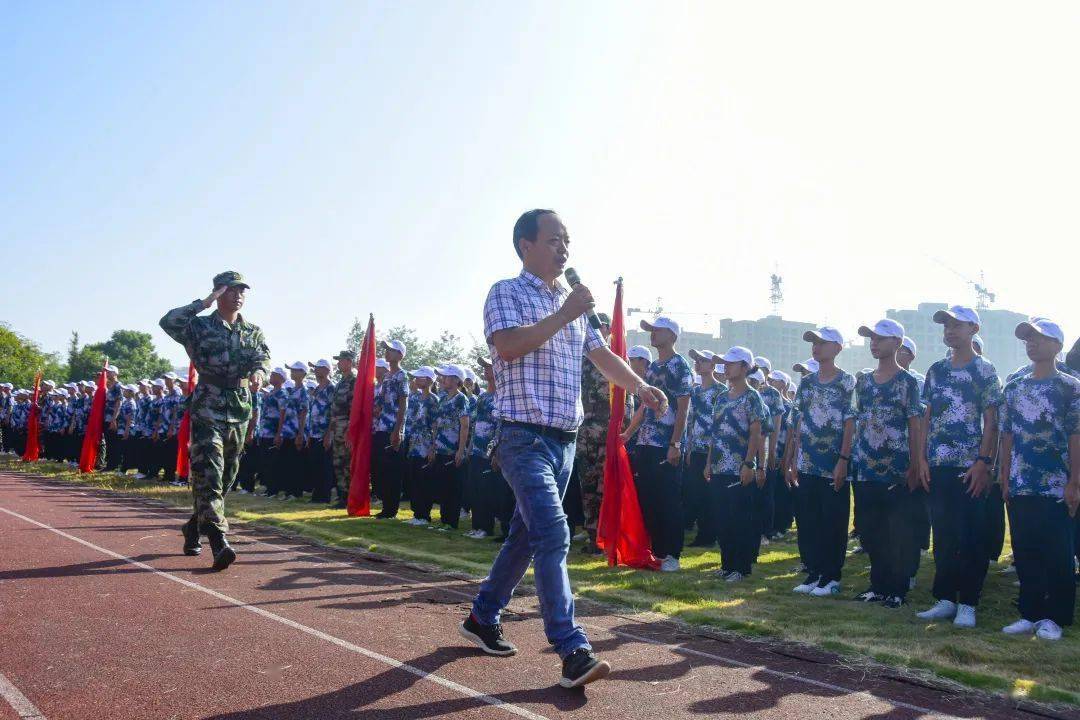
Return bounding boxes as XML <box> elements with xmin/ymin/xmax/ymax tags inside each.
<box><xmin>159</xmin><ymin>371</ymin><xmax>183</xmax><ymax>485</ymax></box>
<box><xmin>753</xmin><ymin>356</ymin><xmax>784</xmax><ymax>552</ymax></box>
<box><xmin>103</xmin><ymin>366</ymin><xmax>123</xmax><ymax>471</ymax></box>
<box><xmin>705</xmin><ymin>347</ymin><xmax>766</xmax><ymax>582</ymax></box>
<box><xmin>786</xmin><ymin>327</ymin><xmax>856</xmax><ymax>598</ymax></box>
<box><xmin>684</xmin><ymin>349</ymin><xmax>725</xmax><ymax>548</ymax></box>
<box><xmin>766</xmin><ymin>369</ymin><xmax>796</xmax><ymax>540</ymax></box>
<box><xmin>275</xmin><ymin>361</ymin><xmax>310</xmax><ymax>499</ymax></box>
<box><xmin>914</xmin><ymin>305</ymin><xmax>1002</xmax><ymax>629</ymax></box>
<box><xmin>999</xmin><ymin>318</ymin><xmax>1079</xmax><ymax>641</ymax></box>
<box><xmin>896</xmin><ymin>336</ymin><xmax>930</xmax><ymax>585</ymax></box>
<box><xmin>851</xmin><ymin>319</ymin><xmax>923</xmax><ymax>609</ymax></box>
<box><xmin>624</xmin><ymin>316</ymin><xmax>693</xmax><ymax>572</ymax></box>
<box><xmin>305</xmin><ymin>359</ymin><xmax>336</xmax><ymax>503</ymax></box>
<box><xmin>146</xmin><ymin>379</ymin><xmax>169</xmax><ymax>480</ymax></box>
<box><xmin>372</xmin><ymin>340</ymin><xmax>409</xmax><ymax>518</ymax></box>
<box><xmin>257</xmin><ymin>368</ymin><xmax>288</xmax><ymax>497</ymax></box>
<box><xmin>428</xmin><ymin>364</ymin><xmax>470</xmax><ymax>529</ymax></box>
<box><xmin>404</xmin><ymin>366</ymin><xmax>439</xmax><ymax>525</ymax></box>
<box><xmin>619</xmin><ymin>345</ymin><xmax>654</xmax><ymax>453</ymax></box>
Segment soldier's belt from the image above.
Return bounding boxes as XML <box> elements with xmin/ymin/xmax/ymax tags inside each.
<box><xmin>199</xmin><ymin>372</ymin><xmax>249</xmax><ymax>389</ymax></box>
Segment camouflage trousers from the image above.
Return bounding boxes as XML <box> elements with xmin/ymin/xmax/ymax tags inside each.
<box><xmin>576</xmin><ymin>421</ymin><xmax>607</xmax><ymax>538</ymax></box>
<box><xmin>330</xmin><ymin>424</ymin><xmax>352</xmax><ymax>501</ymax></box>
<box><xmin>188</xmin><ymin>417</ymin><xmax>248</xmax><ymax>534</ymax></box>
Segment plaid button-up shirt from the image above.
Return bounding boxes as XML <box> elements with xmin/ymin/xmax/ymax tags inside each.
<box><xmin>484</xmin><ymin>269</ymin><xmax>604</xmax><ymax>432</ymax></box>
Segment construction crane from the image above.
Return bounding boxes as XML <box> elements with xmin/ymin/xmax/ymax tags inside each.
<box><xmin>927</xmin><ymin>256</ymin><xmax>997</xmax><ymax>310</ymax></box>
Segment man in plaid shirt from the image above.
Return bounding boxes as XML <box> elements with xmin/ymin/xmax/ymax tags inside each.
<box><xmin>458</xmin><ymin>208</ymin><xmax>667</xmax><ymax>689</ymax></box>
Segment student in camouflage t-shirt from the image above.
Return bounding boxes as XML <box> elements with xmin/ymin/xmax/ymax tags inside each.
<box><xmin>851</xmin><ymin>320</ymin><xmax>922</xmax><ymax>608</ymax></box>
<box><xmin>999</xmin><ymin>319</ymin><xmax>1080</xmax><ymax>640</ymax></box>
<box><xmin>915</xmin><ymin>306</ymin><xmax>1002</xmax><ymax>627</ymax></box>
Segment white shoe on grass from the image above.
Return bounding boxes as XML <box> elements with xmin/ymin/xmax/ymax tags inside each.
<box><xmin>725</xmin><ymin>571</ymin><xmax>745</xmax><ymax>583</ymax></box>
<box><xmin>953</xmin><ymin>604</ymin><xmax>976</xmax><ymax>628</ymax></box>
<box><xmin>793</xmin><ymin>576</ymin><xmax>819</xmax><ymax>594</ymax></box>
<box><xmin>1036</xmin><ymin>620</ymin><xmax>1063</xmax><ymax>640</ymax></box>
<box><xmin>810</xmin><ymin>580</ymin><xmax>841</xmax><ymax>597</ymax></box>
<box><xmin>1002</xmin><ymin>618</ymin><xmax>1036</xmax><ymax>635</ymax></box>
<box><xmin>470</xmin><ymin>530</ymin><xmax>488</xmax><ymax>539</ymax></box>
<box><xmin>660</xmin><ymin>556</ymin><xmax>680</xmax><ymax>572</ymax></box>
<box><xmin>916</xmin><ymin>599</ymin><xmax>957</xmax><ymax>620</ymax></box>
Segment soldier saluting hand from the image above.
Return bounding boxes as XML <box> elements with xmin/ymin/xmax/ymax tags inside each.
<box><xmin>160</xmin><ymin>271</ymin><xmax>271</xmax><ymax>570</ymax></box>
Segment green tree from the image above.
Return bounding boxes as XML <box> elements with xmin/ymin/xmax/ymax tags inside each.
<box><xmin>342</xmin><ymin>320</ymin><xmax>485</xmax><ymax>373</ymax></box>
<box><xmin>0</xmin><ymin>323</ymin><xmax>66</xmax><ymax>388</ymax></box>
<box><xmin>70</xmin><ymin>330</ymin><xmax>173</xmax><ymax>383</ymax></box>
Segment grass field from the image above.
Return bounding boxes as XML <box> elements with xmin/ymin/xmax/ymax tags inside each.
<box><xmin>3</xmin><ymin>454</ymin><xmax>1078</xmax><ymax>707</ymax></box>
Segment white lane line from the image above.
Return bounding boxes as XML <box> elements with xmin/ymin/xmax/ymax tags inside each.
<box><xmin>2</xmin><ymin>477</ymin><xmax>965</xmax><ymax>719</ymax></box>
<box><xmin>0</xmin><ymin>671</ymin><xmax>46</xmax><ymax>719</ymax></box>
<box><xmin>0</xmin><ymin>505</ymin><xmax>549</xmax><ymax>720</ymax></box>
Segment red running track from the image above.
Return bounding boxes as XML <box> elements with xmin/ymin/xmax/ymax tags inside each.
<box><xmin>0</xmin><ymin>471</ymin><xmax>1074</xmax><ymax>720</ymax></box>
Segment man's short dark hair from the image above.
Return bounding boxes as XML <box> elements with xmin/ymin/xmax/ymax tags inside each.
<box><xmin>513</xmin><ymin>209</ymin><xmax>556</xmax><ymax>259</ymax></box>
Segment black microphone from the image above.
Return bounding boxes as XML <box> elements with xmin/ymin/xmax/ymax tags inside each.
<box><xmin>563</xmin><ymin>267</ymin><xmax>603</xmax><ymax>330</ymax></box>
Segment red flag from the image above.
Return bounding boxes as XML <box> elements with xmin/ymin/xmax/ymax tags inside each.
<box><xmin>22</xmin><ymin>371</ymin><xmax>42</xmax><ymax>462</ymax></box>
<box><xmin>346</xmin><ymin>314</ymin><xmax>376</xmax><ymax>516</ymax></box>
<box><xmin>596</xmin><ymin>279</ymin><xmax>660</xmax><ymax>570</ymax></box>
<box><xmin>78</xmin><ymin>361</ymin><xmax>109</xmax><ymax>472</ymax></box>
<box><xmin>175</xmin><ymin>362</ymin><xmax>197</xmax><ymax>478</ymax></box>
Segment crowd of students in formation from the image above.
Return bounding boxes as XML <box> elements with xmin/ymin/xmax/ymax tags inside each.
<box><xmin>2</xmin><ymin>304</ymin><xmax>1078</xmax><ymax>640</ymax></box>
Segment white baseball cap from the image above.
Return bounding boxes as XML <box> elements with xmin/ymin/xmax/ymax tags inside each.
<box><xmin>303</xmin><ymin>379</ymin><xmax>316</xmax><ymax>389</ymax></box>
<box><xmin>313</xmin><ymin>359</ymin><xmax>332</xmax><ymax>370</ymax></box>
<box><xmin>381</xmin><ymin>339</ymin><xmax>407</xmax><ymax>357</ymax></box>
<box><xmin>105</xmin><ymin>365</ymin><xmax>119</xmax><ymax>374</ymax></box>
<box><xmin>287</xmin><ymin>361</ymin><xmax>308</xmax><ymax>373</ymax></box>
<box><xmin>858</xmin><ymin>319</ymin><xmax>905</xmax><ymax>340</ymax></box>
<box><xmin>753</xmin><ymin>356</ymin><xmax>772</xmax><ymax>373</ymax></box>
<box><xmin>628</xmin><ymin>345</ymin><xmax>652</xmax><ymax>362</ymax></box>
<box><xmin>639</xmin><ymin>316</ymin><xmax>680</xmax><ymax>338</ymax></box>
<box><xmin>749</xmin><ymin>369</ymin><xmax>766</xmax><ymax>383</ymax></box>
<box><xmin>1015</xmin><ymin>318</ymin><xmax>1065</xmax><ymax>345</ymax></box>
<box><xmin>270</xmin><ymin>367</ymin><xmax>287</xmax><ymax>379</ymax></box>
<box><xmin>409</xmin><ymin>366</ymin><xmax>436</xmax><ymax>380</ymax></box>
<box><xmin>152</xmin><ymin>379</ymin><xmax>166</xmax><ymax>388</ymax></box>
<box><xmin>163</xmin><ymin>371</ymin><xmax>179</xmax><ymax>380</ymax></box>
<box><xmin>375</xmin><ymin>358</ymin><xmax>390</xmax><ymax>370</ymax></box>
<box><xmin>901</xmin><ymin>336</ymin><xmax>917</xmax><ymax>356</ymax></box>
<box><xmin>719</xmin><ymin>346</ymin><xmax>754</xmax><ymax>367</ymax></box>
<box><xmin>803</xmin><ymin>326</ymin><xmax>845</xmax><ymax>345</ymax></box>
<box><xmin>688</xmin><ymin>348</ymin><xmax>718</xmax><ymax>363</ymax></box>
<box><xmin>768</xmin><ymin>370</ymin><xmax>791</xmax><ymax>384</ymax></box>
<box><xmin>793</xmin><ymin>358</ymin><xmax>820</xmax><ymax>375</ymax></box>
<box><xmin>436</xmin><ymin>364</ymin><xmax>466</xmax><ymax>381</ymax></box>
<box><xmin>933</xmin><ymin>305</ymin><xmax>981</xmax><ymax>326</ymax></box>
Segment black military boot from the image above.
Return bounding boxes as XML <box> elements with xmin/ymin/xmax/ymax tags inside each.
<box><xmin>181</xmin><ymin>519</ymin><xmax>202</xmax><ymax>556</ymax></box>
<box><xmin>207</xmin><ymin>527</ymin><xmax>237</xmax><ymax>571</ymax></box>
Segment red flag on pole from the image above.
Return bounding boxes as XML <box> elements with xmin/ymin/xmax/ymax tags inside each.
<box><xmin>596</xmin><ymin>279</ymin><xmax>660</xmax><ymax>570</ymax></box>
<box><xmin>79</xmin><ymin>360</ymin><xmax>109</xmax><ymax>472</ymax></box>
<box><xmin>346</xmin><ymin>314</ymin><xmax>376</xmax><ymax>516</ymax></box>
<box><xmin>22</xmin><ymin>371</ymin><xmax>43</xmax><ymax>462</ymax></box>
<box><xmin>175</xmin><ymin>362</ymin><xmax>197</xmax><ymax>478</ymax></box>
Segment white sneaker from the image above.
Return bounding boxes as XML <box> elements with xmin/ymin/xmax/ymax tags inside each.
<box><xmin>134</xmin><ymin>473</ymin><xmax>147</xmax><ymax>480</ymax></box>
<box><xmin>916</xmin><ymin>599</ymin><xmax>957</xmax><ymax>620</ymax></box>
<box><xmin>470</xmin><ymin>530</ymin><xmax>489</xmax><ymax>539</ymax></box>
<box><xmin>793</xmin><ymin>576</ymin><xmax>819</xmax><ymax>594</ymax></box>
<box><xmin>725</xmin><ymin>571</ymin><xmax>745</xmax><ymax>583</ymax></box>
<box><xmin>660</xmin><ymin>556</ymin><xmax>680</xmax><ymax>572</ymax></box>
<box><xmin>236</xmin><ymin>488</ymin><xmax>249</xmax><ymax>495</ymax></box>
<box><xmin>953</xmin><ymin>604</ymin><xmax>976</xmax><ymax>628</ymax></box>
<box><xmin>572</xmin><ymin>531</ymin><xmax>588</xmax><ymax>542</ymax></box>
<box><xmin>810</xmin><ymin>580</ymin><xmax>841</xmax><ymax>597</ymax></box>
<box><xmin>760</xmin><ymin>535</ymin><xmax>770</xmax><ymax>546</ymax></box>
<box><xmin>1002</xmin><ymin>618</ymin><xmax>1037</xmax><ymax>635</ymax></box>
<box><xmin>1036</xmin><ymin>620</ymin><xmax>1063</xmax><ymax>641</ymax></box>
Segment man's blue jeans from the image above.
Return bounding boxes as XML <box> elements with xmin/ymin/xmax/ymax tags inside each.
<box><xmin>471</xmin><ymin>425</ymin><xmax>590</xmax><ymax>658</ymax></box>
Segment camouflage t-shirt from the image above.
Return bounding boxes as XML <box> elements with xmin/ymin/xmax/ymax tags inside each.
<box><xmin>373</xmin><ymin>369</ymin><xmax>408</xmax><ymax>433</ymax></box>
<box><xmin>688</xmin><ymin>383</ymin><xmax>725</xmax><ymax>453</ymax></box>
<box><xmin>923</xmin><ymin>355</ymin><xmax>1002</xmax><ymax>468</ymax></box>
<box><xmin>639</xmin><ymin>353</ymin><xmax>694</xmax><ymax>448</ymax></box>
<box><xmin>795</xmin><ymin>370</ymin><xmax>856</xmax><ymax>478</ymax></box>
<box><xmin>853</xmin><ymin>369</ymin><xmax>922</xmax><ymax>483</ymax></box>
<box><xmin>708</xmin><ymin>387</ymin><xmax>766</xmax><ymax>476</ymax></box>
<box><xmin>408</xmin><ymin>392</ymin><xmax>440</xmax><ymax>459</ymax></box>
<box><xmin>1001</xmin><ymin>372</ymin><xmax>1080</xmax><ymax>499</ymax></box>
<box><xmin>432</xmin><ymin>392</ymin><xmax>470</xmax><ymax>455</ymax></box>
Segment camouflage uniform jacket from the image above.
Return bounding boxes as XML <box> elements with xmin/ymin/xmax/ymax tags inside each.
<box><xmin>330</xmin><ymin>371</ymin><xmax>356</xmax><ymax>433</ymax></box>
<box><xmin>159</xmin><ymin>301</ymin><xmax>271</xmax><ymax>424</ymax></box>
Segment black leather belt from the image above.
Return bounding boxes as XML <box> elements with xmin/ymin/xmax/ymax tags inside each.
<box><xmin>503</xmin><ymin>420</ymin><xmax>577</xmax><ymax>444</ymax></box>
<box><xmin>198</xmin><ymin>372</ymin><xmax>249</xmax><ymax>389</ymax></box>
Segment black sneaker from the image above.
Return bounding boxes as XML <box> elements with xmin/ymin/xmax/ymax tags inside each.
<box><xmin>459</xmin><ymin>614</ymin><xmax>517</xmax><ymax>656</ymax></box>
<box><xmin>559</xmin><ymin>648</ymin><xmax>611</xmax><ymax>689</ymax></box>
<box><xmin>854</xmin><ymin>588</ymin><xmax>883</xmax><ymax>602</ymax></box>
<box><xmin>883</xmin><ymin>595</ymin><xmax>905</xmax><ymax>609</ymax></box>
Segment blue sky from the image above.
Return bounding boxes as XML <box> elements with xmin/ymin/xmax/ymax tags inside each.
<box><xmin>4</xmin><ymin>2</ymin><xmax>1079</xmax><ymax>367</ymax></box>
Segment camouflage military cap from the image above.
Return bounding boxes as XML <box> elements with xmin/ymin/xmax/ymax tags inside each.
<box><xmin>596</xmin><ymin>312</ymin><xmax>611</xmax><ymax>326</ymax></box>
<box><xmin>332</xmin><ymin>349</ymin><xmax>357</xmax><ymax>361</ymax></box>
<box><xmin>212</xmin><ymin>270</ymin><xmax>250</xmax><ymax>290</ymax></box>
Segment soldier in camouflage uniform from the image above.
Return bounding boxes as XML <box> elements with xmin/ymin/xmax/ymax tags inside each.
<box><xmin>160</xmin><ymin>271</ymin><xmax>271</xmax><ymax>571</ymax></box>
<box><xmin>326</xmin><ymin>349</ymin><xmax>356</xmax><ymax>508</ymax></box>
<box><xmin>577</xmin><ymin>312</ymin><xmax>618</xmax><ymax>554</ymax></box>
